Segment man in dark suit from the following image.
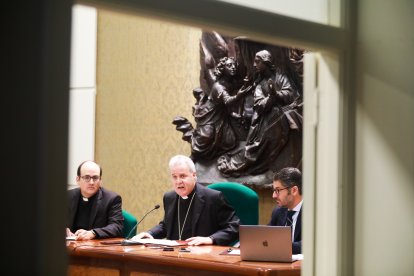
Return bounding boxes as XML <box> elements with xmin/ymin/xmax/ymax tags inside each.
<box><xmin>132</xmin><ymin>155</ymin><xmax>239</xmax><ymax>246</ymax></box>
<box><xmin>67</xmin><ymin>161</ymin><xmax>123</xmax><ymax>240</ymax></box>
<box><xmin>268</xmin><ymin>167</ymin><xmax>303</xmax><ymax>254</ymax></box>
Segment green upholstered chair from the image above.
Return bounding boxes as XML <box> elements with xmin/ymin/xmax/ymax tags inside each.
<box><xmin>122</xmin><ymin>210</ymin><xmax>138</xmax><ymax>238</ymax></box>
<box><xmin>208</xmin><ymin>182</ymin><xmax>259</xmax><ymax>225</ymax></box>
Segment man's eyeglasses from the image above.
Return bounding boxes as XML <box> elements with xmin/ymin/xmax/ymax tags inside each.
<box><xmin>81</xmin><ymin>175</ymin><xmax>100</xmax><ymax>182</ymax></box>
<box><xmin>272</xmin><ymin>187</ymin><xmax>289</xmax><ymax>195</ymax></box>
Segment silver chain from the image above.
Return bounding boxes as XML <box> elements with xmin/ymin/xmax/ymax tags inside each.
<box><xmin>177</xmin><ymin>192</ymin><xmax>196</xmax><ymax>240</ymax></box>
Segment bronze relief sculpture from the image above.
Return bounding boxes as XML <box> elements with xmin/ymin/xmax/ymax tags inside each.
<box><xmin>173</xmin><ymin>32</ymin><xmax>303</xmax><ymax>186</ymax></box>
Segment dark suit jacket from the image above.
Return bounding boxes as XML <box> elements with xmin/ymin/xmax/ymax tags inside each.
<box><xmin>68</xmin><ymin>187</ymin><xmax>124</xmax><ymax>238</ymax></box>
<box><xmin>148</xmin><ymin>183</ymin><xmax>240</xmax><ymax>245</ymax></box>
<box><xmin>268</xmin><ymin>206</ymin><xmax>302</xmax><ymax>254</ymax></box>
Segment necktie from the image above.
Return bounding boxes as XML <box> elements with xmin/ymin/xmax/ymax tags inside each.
<box><xmin>286</xmin><ymin>210</ymin><xmax>296</xmax><ymax>227</ymax></box>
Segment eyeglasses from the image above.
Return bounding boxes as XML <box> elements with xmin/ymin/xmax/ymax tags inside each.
<box><xmin>272</xmin><ymin>187</ymin><xmax>289</xmax><ymax>195</ymax></box>
<box><xmin>81</xmin><ymin>175</ymin><xmax>100</xmax><ymax>182</ymax></box>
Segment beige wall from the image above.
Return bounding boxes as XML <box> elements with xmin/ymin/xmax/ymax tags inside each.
<box><xmin>95</xmin><ymin>10</ymin><xmax>276</xmax><ymax>230</ymax></box>
<box><xmin>95</xmin><ymin>10</ymin><xmax>199</xmax><ymax>230</ymax></box>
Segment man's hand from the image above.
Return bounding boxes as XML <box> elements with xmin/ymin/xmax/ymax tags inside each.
<box><xmin>74</xmin><ymin>229</ymin><xmax>96</xmax><ymax>240</ymax></box>
<box><xmin>131</xmin><ymin>232</ymin><xmax>154</xmax><ymax>241</ymax></box>
<box><xmin>66</xmin><ymin>228</ymin><xmax>75</xmax><ymax>237</ymax></box>
<box><xmin>185</xmin><ymin>236</ymin><xmax>213</xmax><ymax>246</ymax></box>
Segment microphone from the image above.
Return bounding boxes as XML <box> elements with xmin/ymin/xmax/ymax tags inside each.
<box><xmin>125</xmin><ymin>204</ymin><xmax>160</xmax><ymax>239</ymax></box>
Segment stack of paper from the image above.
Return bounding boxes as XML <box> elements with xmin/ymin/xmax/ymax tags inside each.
<box><xmin>121</xmin><ymin>238</ymin><xmax>181</xmax><ymax>246</ymax></box>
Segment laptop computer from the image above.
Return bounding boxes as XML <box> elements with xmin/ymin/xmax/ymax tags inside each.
<box><xmin>239</xmin><ymin>225</ymin><xmax>292</xmax><ymax>262</ymax></box>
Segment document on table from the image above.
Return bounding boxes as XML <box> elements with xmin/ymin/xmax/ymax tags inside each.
<box><xmin>222</xmin><ymin>249</ymin><xmax>304</xmax><ymax>261</ymax></box>
<box><xmin>66</xmin><ymin>236</ymin><xmax>76</xmax><ymax>241</ymax></box>
<box><xmin>122</xmin><ymin>238</ymin><xmax>181</xmax><ymax>246</ymax></box>
<box><xmin>227</xmin><ymin>249</ymin><xmax>241</xmax><ymax>255</ymax></box>
<box><xmin>292</xmin><ymin>254</ymin><xmax>304</xmax><ymax>261</ymax></box>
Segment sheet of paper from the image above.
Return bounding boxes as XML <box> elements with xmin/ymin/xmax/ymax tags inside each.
<box><xmin>225</xmin><ymin>250</ymin><xmax>304</xmax><ymax>262</ymax></box>
<box><xmin>123</xmin><ymin>238</ymin><xmax>181</xmax><ymax>246</ymax></box>
<box><xmin>227</xmin><ymin>249</ymin><xmax>240</xmax><ymax>255</ymax></box>
<box><xmin>292</xmin><ymin>254</ymin><xmax>304</xmax><ymax>261</ymax></box>
<box><xmin>66</xmin><ymin>236</ymin><xmax>76</xmax><ymax>241</ymax></box>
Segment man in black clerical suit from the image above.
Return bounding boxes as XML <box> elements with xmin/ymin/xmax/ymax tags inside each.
<box><xmin>268</xmin><ymin>167</ymin><xmax>303</xmax><ymax>254</ymax></box>
<box><xmin>67</xmin><ymin>160</ymin><xmax>123</xmax><ymax>240</ymax></box>
<box><xmin>132</xmin><ymin>155</ymin><xmax>239</xmax><ymax>246</ymax></box>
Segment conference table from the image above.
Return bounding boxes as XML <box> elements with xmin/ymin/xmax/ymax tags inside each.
<box><xmin>67</xmin><ymin>238</ymin><xmax>301</xmax><ymax>276</ymax></box>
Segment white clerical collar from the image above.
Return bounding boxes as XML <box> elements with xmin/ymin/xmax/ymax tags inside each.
<box><xmin>180</xmin><ymin>188</ymin><xmax>196</xmax><ymax>200</ymax></box>
<box><xmin>82</xmin><ymin>197</ymin><xmax>89</xmax><ymax>202</ymax></box>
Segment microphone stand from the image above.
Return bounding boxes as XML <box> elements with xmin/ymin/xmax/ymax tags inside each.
<box><xmin>99</xmin><ymin>204</ymin><xmax>160</xmax><ymax>245</ymax></box>
<box><xmin>125</xmin><ymin>204</ymin><xmax>160</xmax><ymax>239</ymax></box>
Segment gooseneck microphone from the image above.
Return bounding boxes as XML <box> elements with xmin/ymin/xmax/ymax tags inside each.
<box><xmin>125</xmin><ymin>204</ymin><xmax>160</xmax><ymax>239</ymax></box>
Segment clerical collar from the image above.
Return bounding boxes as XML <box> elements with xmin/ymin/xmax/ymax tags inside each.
<box><xmin>80</xmin><ymin>192</ymin><xmax>97</xmax><ymax>203</ymax></box>
<box><xmin>180</xmin><ymin>188</ymin><xmax>196</xmax><ymax>200</ymax></box>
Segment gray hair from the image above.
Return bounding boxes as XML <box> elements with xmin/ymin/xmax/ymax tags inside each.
<box><xmin>168</xmin><ymin>155</ymin><xmax>196</xmax><ymax>173</ymax></box>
